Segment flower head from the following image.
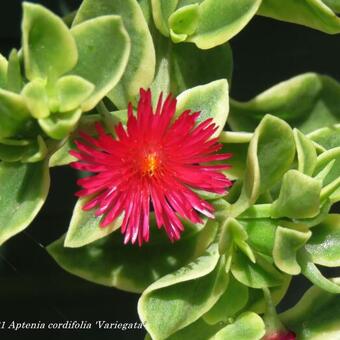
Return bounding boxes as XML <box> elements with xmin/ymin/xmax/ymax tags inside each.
<box><xmin>70</xmin><ymin>89</ymin><xmax>232</xmax><ymax>245</ymax></box>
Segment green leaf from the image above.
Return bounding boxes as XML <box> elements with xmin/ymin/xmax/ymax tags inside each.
<box><xmin>231</xmin><ymin>250</ymin><xmax>286</xmax><ymax>289</ymax></box>
<box><xmin>308</xmin><ymin>124</ymin><xmax>340</xmax><ymax>150</ymax></box>
<box><xmin>219</xmin><ymin>217</ymin><xmax>255</xmax><ymax>263</ymax></box>
<box><xmin>203</xmin><ymin>274</ymin><xmax>249</xmax><ymax>324</ymax></box>
<box><xmin>259</xmin><ymin>0</ymin><xmax>340</xmax><ymax>34</ymax></box>
<box><xmin>38</xmin><ymin>109</ymin><xmax>81</xmax><ymax>140</ymax></box>
<box><xmin>298</xmin><ymin>250</ymin><xmax>340</xmax><ymax>293</ymax></box>
<box><xmin>169</xmin><ymin>4</ymin><xmax>200</xmax><ymax>43</ymax></box>
<box><xmin>270</xmin><ymin>170</ymin><xmax>321</xmax><ymax>219</ymax></box>
<box><xmin>56</xmin><ymin>75</ymin><xmax>94</xmax><ymax>112</ymax></box>
<box><xmin>231</xmin><ymin>115</ymin><xmax>295</xmax><ymax>216</ymax></box>
<box><xmin>138</xmin><ymin>244</ymin><xmax>228</xmax><ymax>339</ymax></box>
<box><xmin>314</xmin><ymin>147</ymin><xmax>340</xmax><ymax>201</ymax></box>
<box><xmin>22</xmin><ymin>79</ymin><xmax>49</xmax><ymax>119</ymax></box>
<box><xmin>146</xmin><ymin>3</ymin><xmax>233</xmax><ymax>99</ymax></box>
<box><xmin>22</xmin><ymin>3</ymin><xmax>78</xmax><ymax>80</ymax></box>
<box><xmin>211</xmin><ymin>312</ymin><xmax>265</xmax><ymax>340</ymax></box>
<box><xmin>176</xmin><ymin>79</ymin><xmax>229</xmax><ymax>136</ymax></box>
<box><xmin>7</xmin><ymin>49</ymin><xmax>23</xmax><ymax>93</ymax></box>
<box><xmin>294</xmin><ymin>129</ymin><xmax>317</xmax><ymax>176</ymax></box>
<box><xmin>240</xmin><ymin>218</ymin><xmax>277</xmax><ymax>256</ymax></box>
<box><xmin>150</xmin><ymin>0</ymin><xmax>178</xmax><ymax>36</ymax></box>
<box><xmin>74</xmin><ymin>0</ymin><xmax>155</xmax><ymax>109</ymax></box>
<box><xmin>49</xmin><ymin>114</ymin><xmax>101</xmax><ymax>167</ymax></box>
<box><xmin>171</xmin><ymin>42</ymin><xmax>233</xmax><ymax>96</ymax></box>
<box><xmin>70</xmin><ymin>16</ymin><xmax>130</xmax><ymax>111</ymax></box>
<box><xmin>280</xmin><ymin>278</ymin><xmax>340</xmax><ymax>340</ymax></box>
<box><xmin>0</xmin><ymin>136</ymin><xmax>47</xmax><ymax>163</ymax></box>
<box><xmin>323</xmin><ymin>0</ymin><xmax>340</xmax><ymax>12</ymax></box>
<box><xmin>0</xmin><ymin>53</ymin><xmax>7</xmax><ymax>88</ymax></box>
<box><xmin>0</xmin><ymin>88</ymin><xmax>31</xmax><ymax>139</ymax></box>
<box><xmin>188</xmin><ymin>0</ymin><xmax>262</xmax><ymax>49</ymax></box>
<box><xmin>273</xmin><ymin>227</ymin><xmax>311</xmax><ymax>275</ymax></box>
<box><xmin>229</xmin><ymin>73</ymin><xmax>340</xmax><ymax>133</ymax></box>
<box><xmin>305</xmin><ymin>214</ymin><xmax>340</xmax><ymax>267</ymax></box>
<box><xmin>47</xmin><ymin>220</ymin><xmax>217</xmax><ymax>293</ymax></box>
<box><xmin>166</xmin><ymin>318</ymin><xmax>223</xmax><ymax>340</ymax></box>
<box><xmin>65</xmin><ymin>197</ymin><xmax>123</xmax><ymax>248</ymax></box>
<box><xmin>0</xmin><ymin>161</ymin><xmax>50</xmax><ymax>245</ymax></box>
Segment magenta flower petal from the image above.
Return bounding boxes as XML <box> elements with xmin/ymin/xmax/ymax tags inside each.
<box><xmin>71</xmin><ymin>89</ymin><xmax>232</xmax><ymax>245</ymax></box>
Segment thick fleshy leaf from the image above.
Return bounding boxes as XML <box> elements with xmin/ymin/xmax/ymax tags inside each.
<box><xmin>22</xmin><ymin>79</ymin><xmax>49</xmax><ymax>119</ymax></box>
<box><xmin>0</xmin><ymin>136</ymin><xmax>47</xmax><ymax>163</ymax></box>
<box><xmin>211</xmin><ymin>312</ymin><xmax>265</xmax><ymax>340</ymax></box>
<box><xmin>138</xmin><ymin>244</ymin><xmax>228</xmax><ymax>339</ymax></box>
<box><xmin>305</xmin><ymin>214</ymin><xmax>340</xmax><ymax>267</ymax></box>
<box><xmin>294</xmin><ymin>129</ymin><xmax>317</xmax><ymax>176</ymax></box>
<box><xmin>239</xmin><ymin>218</ymin><xmax>277</xmax><ymax>256</ymax></box>
<box><xmin>270</xmin><ymin>170</ymin><xmax>321</xmax><ymax>219</ymax></box>
<box><xmin>219</xmin><ymin>217</ymin><xmax>255</xmax><ymax>263</ymax></box>
<box><xmin>47</xmin><ymin>220</ymin><xmax>217</xmax><ymax>293</ymax></box>
<box><xmin>74</xmin><ymin>0</ymin><xmax>155</xmax><ymax>109</ymax></box>
<box><xmin>280</xmin><ymin>278</ymin><xmax>340</xmax><ymax>340</ymax></box>
<box><xmin>259</xmin><ymin>0</ymin><xmax>340</xmax><ymax>34</ymax></box>
<box><xmin>150</xmin><ymin>0</ymin><xmax>178</xmax><ymax>36</ymax></box>
<box><xmin>231</xmin><ymin>115</ymin><xmax>295</xmax><ymax>216</ymax></box>
<box><xmin>145</xmin><ymin>0</ymin><xmax>233</xmax><ymax>99</ymax></box>
<box><xmin>187</xmin><ymin>0</ymin><xmax>262</xmax><ymax>49</ymax></box>
<box><xmin>22</xmin><ymin>3</ymin><xmax>78</xmax><ymax>80</ymax></box>
<box><xmin>0</xmin><ymin>161</ymin><xmax>50</xmax><ymax>245</ymax></box>
<box><xmin>65</xmin><ymin>198</ymin><xmax>123</xmax><ymax>248</ymax></box>
<box><xmin>0</xmin><ymin>88</ymin><xmax>31</xmax><ymax>139</ymax></box>
<box><xmin>298</xmin><ymin>250</ymin><xmax>340</xmax><ymax>293</ymax></box>
<box><xmin>38</xmin><ymin>109</ymin><xmax>81</xmax><ymax>140</ymax></box>
<box><xmin>7</xmin><ymin>49</ymin><xmax>23</xmax><ymax>93</ymax></box>
<box><xmin>229</xmin><ymin>73</ymin><xmax>340</xmax><ymax>133</ymax></box>
<box><xmin>70</xmin><ymin>16</ymin><xmax>130</xmax><ymax>111</ymax></box>
<box><xmin>0</xmin><ymin>53</ymin><xmax>7</xmax><ymax>88</ymax></box>
<box><xmin>56</xmin><ymin>75</ymin><xmax>94</xmax><ymax>112</ymax></box>
<box><xmin>231</xmin><ymin>250</ymin><xmax>286</xmax><ymax>289</ymax></box>
<box><xmin>314</xmin><ymin>147</ymin><xmax>340</xmax><ymax>201</ymax></box>
<box><xmin>308</xmin><ymin>124</ymin><xmax>340</xmax><ymax>150</ymax></box>
<box><xmin>273</xmin><ymin>227</ymin><xmax>311</xmax><ymax>275</ymax></box>
<box><xmin>203</xmin><ymin>274</ymin><xmax>249</xmax><ymax>324</ymax></box>
<box><xmin>176</xmin><ymin>80</ymin><xmax>229</xmax><ymax>136</ymax></box>
<box><xmin>169</xmin><ymin>4</ymin><xmax>200</xmax><ymax>43</ymax></box>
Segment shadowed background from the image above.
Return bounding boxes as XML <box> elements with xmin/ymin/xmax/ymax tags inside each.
<box><xmin>0</xmin><ymin>1</ymin><xmax>339</xmax><ymax>339</ymax></box>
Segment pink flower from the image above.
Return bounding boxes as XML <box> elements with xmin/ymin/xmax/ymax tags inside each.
<box><xmin>70</xmin><ymin>89</ymin><xmax>232</xmax><ymax>245</ymax></box>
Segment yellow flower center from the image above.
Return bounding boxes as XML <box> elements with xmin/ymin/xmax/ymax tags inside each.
<box><xmin>142</xmin><ymin>152</ymin><xmax>159</xmax><ymax>177</ymax></box>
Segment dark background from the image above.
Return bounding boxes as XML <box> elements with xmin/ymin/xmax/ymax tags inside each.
<box><xmin>0</xmin><ymin>1</ymin><xmax>339</xmax><ymax>339</ymax></box>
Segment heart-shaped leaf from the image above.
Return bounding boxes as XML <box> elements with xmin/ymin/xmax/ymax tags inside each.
<box><xmin>138</xmin><ymin>243</ymin><xmax>228</xmax><ymax>339</ymax></box>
